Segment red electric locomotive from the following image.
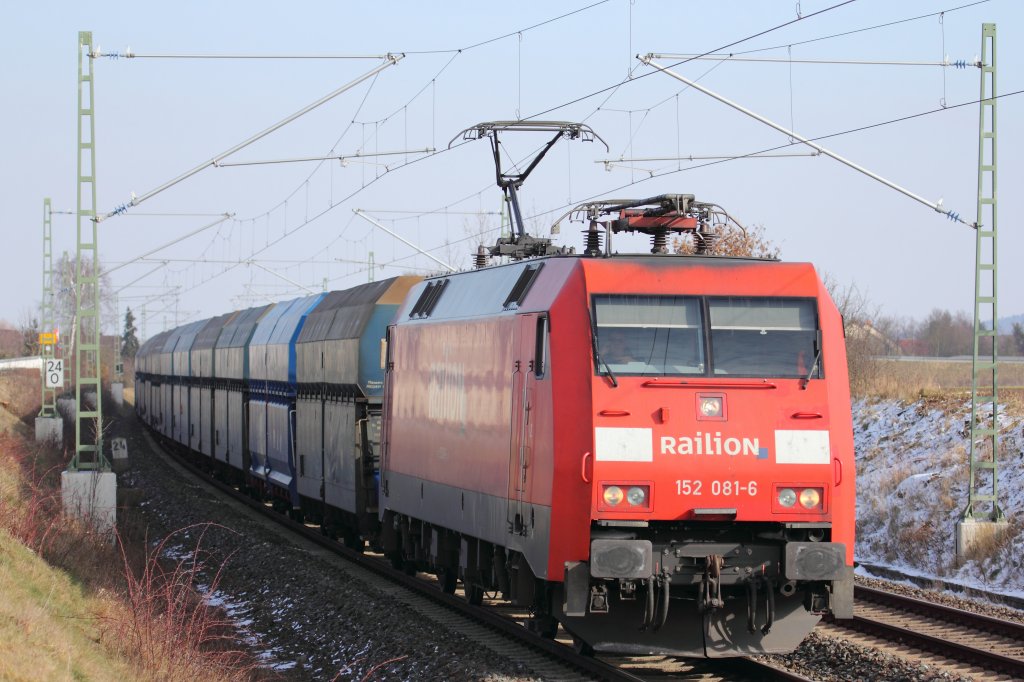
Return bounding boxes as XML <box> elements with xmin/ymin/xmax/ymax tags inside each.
<box><xmin>379</xmin><ymin>123</ymin><xmax>853</xmax><ymax>657</ymax></box>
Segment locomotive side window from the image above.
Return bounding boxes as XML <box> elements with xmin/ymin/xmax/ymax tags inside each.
<box><xmin>534</xmin><ymin>315</ymin><xmax>549</xmax><ymax>379</ymax></box>
<box><xmin>593</xmin><ymin>295</ymin><xmax>704</xmax><ymax>376</ymax></box>
<box><xmin>708</xmin><ymin>298</ymin><xmax>820</xmax><ymax>378</ymax></box>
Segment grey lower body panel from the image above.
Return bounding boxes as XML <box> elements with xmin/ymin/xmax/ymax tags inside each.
<box><xmin>382</xmin><ymin>469</ymin><xmax>551</xmax><ymax>579</ymax></box>
<box><xmin>555</xmin><ymin>586</ymin><xmax>819</xmax><ymax>658</ymax></box>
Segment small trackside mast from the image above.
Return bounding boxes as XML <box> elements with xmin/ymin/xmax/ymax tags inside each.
<box><xmin>451</xmin><ymin>121</ymin><xmax>608</xmax><ymax>262</ymax></box>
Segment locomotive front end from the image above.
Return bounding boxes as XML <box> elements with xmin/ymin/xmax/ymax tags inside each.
<box><xmin>560</xmin><ymin>257</ymin><xmax>855</xmax><ymax>657</ymax></box>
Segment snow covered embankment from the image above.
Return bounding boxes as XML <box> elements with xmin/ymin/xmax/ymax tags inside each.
<box><xmin>854</xmin><ymin>398</ymin><xmax>1024</xmax><ymax>595</ymax></box>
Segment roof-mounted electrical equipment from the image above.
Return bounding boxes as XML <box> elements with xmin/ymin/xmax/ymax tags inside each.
<box><xmin>552</xmin><ymin>194</ymin><xmax>745</xmax><ymax>257</ymax></box>
<box><xmin>452</xmin><ymin>121</ymin><xmax>608</xmax><ymax>264</ymax></box>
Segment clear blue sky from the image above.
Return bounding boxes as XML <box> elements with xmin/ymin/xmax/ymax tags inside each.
<box><xmin>1</xmin><ymin>0</ymin><xmax>1020</xmax><ymax>338</ymax></box>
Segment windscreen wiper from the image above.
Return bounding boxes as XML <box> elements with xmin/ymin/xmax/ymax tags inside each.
<box><xmin>590</xmin><ymin>318</ymin><xmax>618</xmax><ymax>388</ymax></box>
<box><xmin>800</xmin><ymin>331</ymin><xmax>822</xmax><ymax>391</ymax></box>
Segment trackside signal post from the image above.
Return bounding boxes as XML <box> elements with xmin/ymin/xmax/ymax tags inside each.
<box><xmin>957</xmin><ymin>23</ymin><xmax>1007</xmax><ymax>559</ymax></box>
<box><xmin>36</xmin><ymin>198</ymin><xmax>63</xmax><ymax>444</ymax></box>
<box><xmin>63</xmin><ymin>31</ymin><xmax>116</xmax><ymax>537</ymax></box>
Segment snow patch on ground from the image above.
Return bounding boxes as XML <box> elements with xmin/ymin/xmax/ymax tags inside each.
<box><xmin>854</xmin><ymin>397</ymin><xmax>1024</xmax><ymax>598</ymax></box>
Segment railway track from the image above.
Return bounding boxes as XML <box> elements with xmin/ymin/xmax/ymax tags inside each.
<box><xmin>145</xmin><ymin>430</ymin><xmax>808</xmax><ymax>681</ymax></box>
<box><xmin>822</xmin><ymin>584</ymin><xmax>1024</xmax><ymax>679</ymax></box>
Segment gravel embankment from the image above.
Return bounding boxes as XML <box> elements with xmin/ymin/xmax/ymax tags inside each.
<box><xmin>763</xmin><ymin>633</ymin><xmax>974</xmax><ymax>682</ymax></box>
<box><xmin>112</xmin><ymin>408</ymin><xmax>538</xmax><ymax>681</ymax></box>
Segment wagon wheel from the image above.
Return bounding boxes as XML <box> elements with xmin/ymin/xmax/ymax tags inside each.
<box><xmin>438</xmin><ymin>567</ymin><xmax>457</xmax><ymax>594</ymax></box>
<box><xmin>464</xmin><ymin>583</ymin><xmax>484</xmax><ymax>606</ymax></box>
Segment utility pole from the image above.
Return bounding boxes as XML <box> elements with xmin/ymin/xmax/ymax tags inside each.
<box><xmin>958</xmin><ymin>23</ymin><xmax>1006</xmax><ymax>558</ymax></box>
<box><xmin>36</xmin><ymin>198</ymin><xmax>63</xmax><ymax>443</ymax></box>
<box><xmin>63</xmin><ymin>31</ymin><xmax>116</xmax><ymax>537</ymax></box>
<box><xmin>72</xmin><ymin>30</ymin><xmax>106</xmax><ymax>471</ymax></box>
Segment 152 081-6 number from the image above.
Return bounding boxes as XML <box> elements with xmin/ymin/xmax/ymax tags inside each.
<box><xmin>675</xmin><ymin>479</ymin><xmax>757</xmax><ymax>496</ymax></box>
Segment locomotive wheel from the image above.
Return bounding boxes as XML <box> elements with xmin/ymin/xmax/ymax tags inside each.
<box><xmin>572</xmin><ymin>636</ymin><xmax>595</xmax><ymax>657</ymax></box>
<box><xmin>528</xmin><ymin>615</ymin><xmax>559</xmax><ymax>639</ymax></box>
<box><xmin>343</xmin><ymin>531</ymin><xmax>364</xmax><ymax>553</ymax></box>
<box><xmin>465</xmin><ymin>583</ymin><xmax>484</xmax><ymax>606</ymax></box>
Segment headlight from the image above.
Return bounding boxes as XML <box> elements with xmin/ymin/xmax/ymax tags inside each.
<box><xmin>626</xmin><ymin>486</ymin><xmax>647</xmax><ymax>506</ymax></box>
<box><xmin>799</xmin><ymin>488</ymin><xmax>821</xmax><ymax>509</ymax></box>
<box><xmin>699</xmin><ymin>397</ymin><xmax>722</xmax><ymax>417</ymax></box>
<box><xmin>777</xmin><ymin>488</ymin><xmax>797</xmax><ymax>508</ymax></box>
<box><xmin>603</xmin><ymin>485</ymin><xmax>624</xmax><ymax>506</ymax></box>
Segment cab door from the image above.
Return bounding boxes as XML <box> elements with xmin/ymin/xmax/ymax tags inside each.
<box><xmin>507</xmin><ymin>313</ymin><xmax>545</xmax><ymax>536</ymax></box>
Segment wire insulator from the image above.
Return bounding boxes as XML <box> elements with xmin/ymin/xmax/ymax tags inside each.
<box><xmin>651</xmin><ymin>230</ymin><xmax>669</xmax><ymax>255</ymax></box>
<box><xmin>583</xmin><ymin>225</ymin><xmax>603</xmax><ymax>257</ymax></box>
<box><xmin>693</xmin><ymin>231</ymin><xmax>718</xmax><ymax>255</ymax></box>
<box><xmin>946</xmin><ymin>211</ymin><xmax>960</xmax><ymax>222</ymax></box>
<box><xmin>474</xmin><ymin>245</ymin><xmax>489</xmax><ymax>269</ymax></box>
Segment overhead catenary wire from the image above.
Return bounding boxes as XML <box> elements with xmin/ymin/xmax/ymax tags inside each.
<box><xmin>357</xmin><ymin>209</ymin><xmax>501</xmax><ymax>216</ymax></box>
<box><xmin>138</xmin><ymin>257</ymin><xmax>342</xmax><ymax>265</ymax></box>
<box><xmin>113</xmin><ymin>264</ymin><xmax>174</xmax><ymax>296</ymax></box>
<box><xmin>645</xmin><ymin>53</ymin><xmax>981</xmax><ymax>68</ymax></box>
<box><xmin>103</xmin><ymin>213</ymin><xmax>234</xmax><ymax>276</ymax></box>
<box><xmin>641</xmin><ymin>55</ymin><xmax>973</xmax><ymax>226</ymax></box>
<box><xmin>129</xmin><ymin>0</ymin><xmax>689</xmax><ymax>298</ymax></box>
<box><xmin>524</xmin><ymin>87</ymin><xmax>1024</xmax><ymax>230</ymax></box>
<box><xmin>92</xmin><ymin>50</ymin><xmax>389</xmax><ymax>60</ymax></box>
<box><xmin>98</xmin><ymin>54</ymin><xmax>404</xmax><ymax>221</ymax></box>
<box><xmin>598</xmin><ymin>151</ymin><xmax>820</xmax><ymax>164</ymax></box>
<box><xmin>213</xmin><ymin>148</ymin><xmax>436</xmax><ymax>168</ymax></box>
<box><xmin>723</xmin><ymin>0</ymin><xmax>991</xmax><ymax>57</ymax></box>
<box><xmin>523</xmin><ymin>0</ymin><xmax>856</xmax><ymax>121</ymax></box>
<box><xmin>277</xmin><ymin>0</ymin><xmax>998</xmax><ymax>292</ymax></box>
<box><xmin>246</xmin><ymin>261</ymin><xmax>318</xmax><ymax>294</ymax></box>
<box><xmin>353</xmin><ymin>210</ymin><xmax>455</xmax><ymax>272</ymax></box>
<box><xmin>204</xmin><ymin>0</ymin><xmax>856</xmax><ymax>288</ymax></box>
<box><xmin>105</xmin><ymin>0</ymin><xmax>985</xmax><ymax>313</ymax></box>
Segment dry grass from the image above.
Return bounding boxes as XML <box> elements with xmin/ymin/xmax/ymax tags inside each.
<box><xmin>855</xmin><ymin>358</ymin><xmax>1024</xmax><ymax>415</ymax></box>
<box><xmin>105</xmin><ymin>526</ymin><xmax>254</xmax><ymax>681</ymax></box>
<box><xmin>0</xmin><ymin>528</ymin><xmax>138</xmax><ymax>682</ymax></box>
<box><xmin>0</xmin><ymin>422</ymin><xmax>259</xmax><ymax>682</ymax></box>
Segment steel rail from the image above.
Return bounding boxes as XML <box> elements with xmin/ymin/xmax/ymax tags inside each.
<box><xmin>822</xmin><ymin>585</ymin><xmax>1024</xmax><ymax>677</ymax></box>
<box><xmin>854</xmin><ymin>584</ymin><xmax>1024</xmax><ymax>643</ymax></box>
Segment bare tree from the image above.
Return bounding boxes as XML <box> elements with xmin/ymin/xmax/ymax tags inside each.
<box><xmin>674</xmin><ymin>222</ymin><xmax>780</xmax><ymax>259</ymax></box>
<box><xmin>52</xmin><ymin>252</ymin><xmax>116</xmax><ymax>358</ymax></box>
<box><xmin>821</xmin><ymin>274</ymin><xmax>891</xmax><ymax>395</ymax></box>
<box><xmin>18</xmin><ymin>308</ymin><xmax>40</xmax><ymax>356</ymax></box>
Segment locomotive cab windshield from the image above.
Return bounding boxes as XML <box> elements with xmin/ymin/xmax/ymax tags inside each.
<box><xmin>593</xmin><ymin>294</ymin><xmax>822</xmax><ymax>379</ymax></box>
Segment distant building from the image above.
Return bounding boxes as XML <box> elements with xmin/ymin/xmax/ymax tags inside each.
<box><xmin>897</xmin><ymin>338</ymin><xmax>929</xmax><ymax>356</ymax></box>
<box><xmin>845</xmin><ymin>321</ymin><xmax>902</xmax><ymax>355</ymax></box>
<box><xmin>0</xmin><ymin>329</ymin><xmax>22</xmax><ymax>358</ymax></box>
